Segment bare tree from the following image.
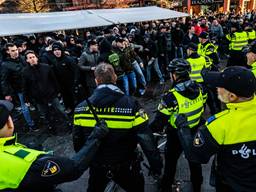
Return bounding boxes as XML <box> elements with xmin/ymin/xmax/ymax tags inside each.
<box><xmin>151</xmin><ymin>0</ymin><xmax>172</xmax><ymax>8</ymax></box>
<box><xmin>0</xmin><ymin>0</ymin><xmax>19</xmax><ymax>13</ymax></box>
<box><xmin>16</xmin><ymin>0</ymin><xmax>50</xmax><ymax>13</ymax></box>
<box><xmin>101</xmin><ymin>0</ymin><xmax>131</xmax><ymax>8</ymax></box>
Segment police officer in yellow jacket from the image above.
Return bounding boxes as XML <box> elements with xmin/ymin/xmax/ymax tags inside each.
<box><xmin>187</xmin><ymin>42</ymin><xmax>221</xmax><ymax>115</ymax></box>
<box><xmin>226</xmin><ymin>23</ymin><xmax>249</xmax><ymax>67</ymax></box>
<box><xmin>226</xmin><ymin>23</ymin><xmax>249</xmax><ymax>51</ymax></box>
<box><xmin>198</xmin><ymin>32</ymin><xmax>219</xmax><ymax>66</ymax></box>
<box><xmin>150</xmin><ymin>59</ymin><xmax>205</xmax><ymax>192</ymax></box>
<box><xmin>246</xmin><ymin>43</ymin><xmax>256</xmax><ymax>76</ymax></box>
<box><xmin>186</xmin><ymin>42</ymin><xmax>212</xmax><ymax>83</ymax></box>
<box><xmin>0</xmin><ymin>100</ymin><xmax>108</xmax><ymax>192</ymax></box>
<box><xmin>175</xmin><ymin>66</ymin><xmax>256</xmax><ymax>192</ymax></box>
<box><xmin>73</xmin><ymin>63</ymin><xmax>162</xmax><ymax>192</ymax></box>
<box><xmin>245</xmin><ymin>24</ymin><xmax>256</xmax><ymax>43</ymax></box>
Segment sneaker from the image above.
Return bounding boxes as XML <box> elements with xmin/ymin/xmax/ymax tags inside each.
<box><xmin>160</xmin><ymin>80</ymin><xmax>165</xmax><ymax>85</ymax></box>
<box><xmin>29</xmin><ymin>105</ymin><xmax>36</xmax><ymax>111</ymax></box>
<box><xmin>29</xmin><ymin>125</ymin><xmax>40</xmax><ymax>132</ymax></box>
<box><xmin>48</xmin><ymin>124</ymin><xmax>53</xmax><ymax>131</ymax></box>
<box><xmin>48</xmin><ymin>125</ymin><xmax>56</xmax><ymax>135</ymax></box>
<box><xmin>65</xmin><ymin>108</ymin><xmax>72</xmax><ymax>114</ymax></box>
<box><xmin>67</xmin><ymin>122</ymin><xmax>72</xmax><ymax>127</ymax></box>
<box><xmin>139</xmin><ymin>89</ymin><xmax>146</xmax><ymax>96</ymax></box>
<box><xmin>15</xmin><ymin>106</ymin><xmax>22</xmax><ymax>112</ymax></box>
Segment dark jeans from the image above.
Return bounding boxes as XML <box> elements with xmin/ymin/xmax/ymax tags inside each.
<box><xmin>87</xmin><ymin>161</ymin><xmax>144</xmax><ymax>192</ymax></box>
<box><xmin>161</xmin><ymin>128</ymin><xmax>203</xmax><ymax>192</ymax></box>
<box><xmin>17</xmin><ymin>93</ymin><xmax>34</xmax><ymax>127</ymax></box>
<box><xmin>118</xmin><ymin>72</ymin><xmax>137</xmax><ymax>96</ymax></box>
<box><xmin>60</xmin><ymin>86</ymin><xmax>75</xmax><ymax>110</ymax></box>
<box><xmin>158</xmin><ymin>54</ymin><xmax>168</xmax><ymax>79</ymax></box>
<box><xmin>37</xmin><ymin>97</ymin><xmax>69</xmax><ymax>126</ymax></box>
<box><xmin>174</xmin><ymin>46</ymin><xmax>184</xmax><ymax>59</ymax></box>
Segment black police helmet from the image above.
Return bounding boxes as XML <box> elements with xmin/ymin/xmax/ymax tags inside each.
<box><xmin>167</xmin><ymin>58</ymin><xmax>191</xmax><ymax>76</ymax></box>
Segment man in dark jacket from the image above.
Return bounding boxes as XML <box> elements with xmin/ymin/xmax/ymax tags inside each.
<box><xmin>143</xmin><ymin>34</ymin><xmax>164</xmax><ymax>84</ymax></box>
<box><xmin>183</xmin><ymin>26</ymin><xmax>199</xmax><ymax>49</ymax></box>
<box><xmin>51</xmin><ymin>42</ymin><xmax>77</xmax><ymax>113</ymax></box>
<box><xmin>39</xmin><ymin>37</ymin><xmax>56</xmax><ymax>66</ymax></box>
<box><xmin>114</xmin><ymin>37</ymin><xmax>137</xmax><ymax>95</ymax></box>
<box><xmin>23</xmin><ymin>50</ymin><xmax>70</xmax><ymax>131</ymax></box>
<box><xmin>66</xmin><ymin>35</ymin><xmax>82</xmax><ymax>58</ymax></box>
<box><xmin>0</xmin><ymin>43</ymin><xmax>36</xmax><ymax>130</ymax></box>
<box><xmin>73</xmin><ymin>63</ymin><xmax>163</xmax><ymax>192</ymax></box>
<box><xmin>98</xmin><ymin>38</ymin><xmax>125</xmax><ymax>78</ymax></box>
<box><xmin>172</xmin><ymin>24</ymin><xmax>185</xmax><ymax>58</ymax></box>
<box><xmin>78</xmin><ymin>39</ymin><xmax>100</xmax><ymax>96</ymax></box>
<box><xmin>157</xmin><ymin>26</ymin><xmax>168</xmax><ymax>78</ymax></box>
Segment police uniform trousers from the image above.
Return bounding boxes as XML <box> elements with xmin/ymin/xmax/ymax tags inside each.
<box><xmin>87</xmin><ymin>161</ymin><xmax>144</xmax><ymax>192</ymax></box>
<box><xmin>161</xmin><ymin>128</ymin><xmax>203</xmax><ymax>192</ymax></box>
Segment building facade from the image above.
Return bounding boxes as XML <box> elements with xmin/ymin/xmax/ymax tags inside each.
<box><xmin>187</xmin><ymin>0</ymin><xmax>255</xmax><ymax>14</ymax></box>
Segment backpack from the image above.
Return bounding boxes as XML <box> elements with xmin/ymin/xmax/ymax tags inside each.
<box><xmin>108</xmin><ymin>52</ymin><xmax>120</xmax><ymax>67</ymax></box>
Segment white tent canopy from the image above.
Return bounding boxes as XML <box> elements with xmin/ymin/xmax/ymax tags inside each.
<box><xmin>91</xmin><ymin>6</ymin><xmax>188</xmax><ymax>24</ymax></box>
<box><xmin>0</xmin><ymin>6</ymin><xmax>188</xmax><ymax>36</ymax></box>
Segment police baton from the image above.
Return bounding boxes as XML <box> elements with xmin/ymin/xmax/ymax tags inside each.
<box><xmin>85</xmin><ymin>97</ymin><xmax>100</xmax><ymax>123</ymax></box>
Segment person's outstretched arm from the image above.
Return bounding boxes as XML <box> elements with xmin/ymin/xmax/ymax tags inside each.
<box><xmin>19</xmin><ymin>121</ymin><xmax>108</xmax><ymax>191</ymax></box>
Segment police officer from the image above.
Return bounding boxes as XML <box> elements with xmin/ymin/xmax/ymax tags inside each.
<box><xmin>246</xmin><ymin>43</ymin><xmax>256</xmax><ymax>76</ymax></box>
<box><xmin>226</xmin><ymin>23</ymin><xmax>249</xmax><ymax>51</ymax></box>
<box><xmin>73</xmin><ymin>63</ymin><xmax>162</xmax><ymax>192</ymax></box>
<box><xmin>245</xmin><ymin>24</ymin><xmax>256</xmax><ymax>43</ymax></box>
<box><xmin>188</xmin><ymin>42</ymin><xmax>221</xmax><ymax>115</ymax></box>
<box><xmin>150</xmin><ymin>59</ymin><xmax>205</xmax><ymax>192</ymax></box>
<box><xmin>198</xmin><ymin>32</ymin><xmax>219</xmax><ymax>67</ymax></box>
<box><xmin>0</xmin><ymin>100</ymin><xmax>108</xmax><ymax>192</ymax></box>
<box><xmin>226</xmin><ymin>23</ymin><xmax>248</xmax><ymax>67</ymax></box>
<box><xmin>186</xmin><ymin>42</ymin><xmax>211</xmax><ymax>83</ymax></box>
<box><xmin>175</xmin><ymin>66</ymin><xmax>256</xmax><ymax>192</ymax></box>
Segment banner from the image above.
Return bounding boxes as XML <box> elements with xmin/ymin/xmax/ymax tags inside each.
<box><xmin>191</xmin><ymin>0</ymin><xmax>223</xmax><ymax>5</ymax></box>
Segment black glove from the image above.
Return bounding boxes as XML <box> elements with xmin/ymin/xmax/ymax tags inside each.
<box><xmin>175</xmin><ymin>114</ymin><xmax>189</xmax><ymax>129</ymax></box>
<box><xmin>201</xmin><ymin>66</ymin><xmax>210</xmax><ymax>77</ymax></box>
<box><xmin>151</xmin><ymin>172</ymin><xmax>162</xmax><ymax>184</ymax></box>
<box><xmin>143</xmin><ymin>162</ymin><xmax>162</xmax><ymax>179</ymax></box>
<box><xmin>90</xmin><ymin>119</ymin><xmax>109</xmax><ymax>140</ymax></box>
<box><xmin>73</xmin><ymin>83</ymin><xmax>82</xmax><ymax>94</ymax></box>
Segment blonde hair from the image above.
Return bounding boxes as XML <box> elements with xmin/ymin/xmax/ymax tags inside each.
<box><xmin>94</xmin><ymin>63</ymin><xmax>116</xmax><ymax>84</ymax></box>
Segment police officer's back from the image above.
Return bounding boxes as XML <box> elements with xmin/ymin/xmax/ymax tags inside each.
<box><xmin>187</xmin><ymin>42</ymin><xmax>221</xmax><ymax>115</ymax></box>
<box><xmin>175</xmin><ymin>66</ymin><xmax>256</xmax><ymax>192</ymax></box>
<box><xmin>150</xmin><ymin>59</ymin><xmax>205</xmax><ymax>192</ymax></box>
<box><xmin>226</xmin><ymin>23</ymin><xmax>248</xmax><ymax>67</ymax></box>
<box><xmin>226</xmin><ymin>23</ymin><xmax>249</xmax><ymax>51</ymax></box>
<box><xmin>245</xmin><ymin>24</ymin><xmax>256</xmax><ymax>43</ymax></box>
<box><xmin>0</xmin><ymin>100</ymin><xmax>108</xmax><ymax>192</ymax></box>
<box><xmin>186</xmin><ymin>43</ymin><xmax>211</xmax><ymax>83</ymax></box>
<box><xmin>73</xmin><ymin>63</ymin><xmax>162</xmax><ymax>192</ymax></box>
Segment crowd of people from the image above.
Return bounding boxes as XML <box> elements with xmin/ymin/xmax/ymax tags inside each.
<box><xmin>0</xmin><ymin>10</ymin><xmax>256</xmax><ymax>192</ymax></box>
